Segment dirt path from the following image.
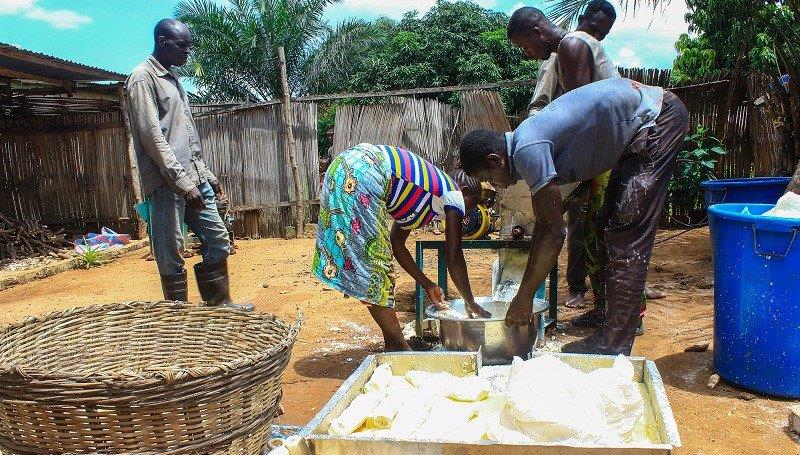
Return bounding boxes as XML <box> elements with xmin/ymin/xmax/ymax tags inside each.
<box><xmin>0</xmin><ymin>229</ymin><xmax>796</xmax><ymax>454</ymax></box>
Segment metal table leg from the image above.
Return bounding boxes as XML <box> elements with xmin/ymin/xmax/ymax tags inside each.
<box><xmin>546</xmin><ymin>263</ymin><xmax>558</xmax><ymax>327</ymax></box>
<box><xmin>415</xmin><ymin>242</ymin><xmax>425</xmax><ymax>335</ymax></box>
<box><xmin>437</xmin><ymin>246</ymin><xmax>448</xmax><ymax>296</ymax></box>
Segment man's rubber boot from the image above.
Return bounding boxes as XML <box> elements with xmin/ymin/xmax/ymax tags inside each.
<box><xmin>194</xmin><ymin>259</ymin><xmax>254</xmax><ymax>311</ymax></box>
<box><xmin>570</xmin><ymin>305</ymin><xmax>605</xmax><ymax>328</ymax></box>
<box><xmin>161</xmin><ymin>271</ymin><xmax>188</xmax><ymax>301</ymax></box>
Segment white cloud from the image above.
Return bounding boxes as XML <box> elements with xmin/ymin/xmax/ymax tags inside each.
<box><xmin>616</xmin><ymin>47</ymin><xmax>643</xmax><ymax>68</ymax></box>
<box><xmin>0</xmin><ymin>0</ymin><xmax>32</xmax><ymax>14</ymax></box>
<box><xmin>0</xmin><ymin>0</ymin><xmax>89</xmax><ymax>29</ymax></box>
<box><xmin>24</xmin><ymin>6</ymin><xmax>90</xmax><ymax>29</ymax></box>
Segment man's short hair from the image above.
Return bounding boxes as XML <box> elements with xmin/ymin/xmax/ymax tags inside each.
<box><xmin>459</xmin><ymin>130</ymin><xmax>505</xmax><ymax>175</ymax></box>
<box><xmin>584</xmin><ymin>0</ymin><xmax>617</xmax><ymax>20</ymax></box>
<box><xmin>507</xmin><ymin>7</ymin><xmax>547</xmax><ymax>39</ymax></box>
<box><xmin>154</xmin><ymin>18</ymin><xmax>182</xmax><ymax>41</ymax></box>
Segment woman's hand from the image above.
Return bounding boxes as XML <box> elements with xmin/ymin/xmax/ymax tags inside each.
<box><xmin>424</xmin><ymin>283</ymin><xmax>448</xmax><ymax>309</ymax></box>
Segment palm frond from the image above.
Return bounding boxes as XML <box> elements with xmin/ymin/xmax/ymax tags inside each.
<box><xmin>545</xmin><ymin>0</ymin><xmax>677</xmax><ymax>29</ymax></box>
<box><xmin>172</xmin><ymin>0</ymin><xmax>366</xmax><ymax>100</ymax></box>
<box><xmin>545</xmin><ymin>0</ymin><xmax>592</xmax><ymax>29</ymax></box>
<box><xmin>305</xmin><ymin>19</ymin><xmax>383</xmax><ymax>93</ymax></box>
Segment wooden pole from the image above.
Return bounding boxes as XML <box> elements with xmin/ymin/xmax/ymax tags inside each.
<box><xmin>116</xmin><ymin>83</ymin><xmax>147</xmax><ymax>240</ymax></box>
<box><xmin>278</xmin><ymin>46</ymin><xmax>304</xmax><ymax>238</ymax></box>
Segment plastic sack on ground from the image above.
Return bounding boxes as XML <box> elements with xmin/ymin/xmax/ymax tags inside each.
<box><xmin>75</xmin><ymin>227</ymin><xmax>131</xmax><ymax>253</ymax></box>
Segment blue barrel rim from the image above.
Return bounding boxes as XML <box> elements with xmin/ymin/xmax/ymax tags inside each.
<box><xmin>700</xmin><ymin>177</ymin><xmax>791</xmax><ymax>189</ymax></box>
<box><xmin>708</xmin><ymin>203</ymin><xmax>800</xmax><ymax>225</ymax></box>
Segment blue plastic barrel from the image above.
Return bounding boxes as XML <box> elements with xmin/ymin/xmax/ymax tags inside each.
<box><xmin>701</xmin><ymin>177</ymin><xmax>790</xmax><ymax>206</ymax></box>
<box><xmin>709</xmin><ymin>203</ymin><xmax>800</xmax><ymax>397</ymax></box>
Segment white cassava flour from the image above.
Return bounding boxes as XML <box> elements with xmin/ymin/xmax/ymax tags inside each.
<box><xmin>327</xmin><ymin>354</ymin><xmax>652</xmax><ymax>446</ymax></box>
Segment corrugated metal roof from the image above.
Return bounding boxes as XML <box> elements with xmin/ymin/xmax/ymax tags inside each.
<box><xmin>0</xmin><ymin>43</ymin><xmax>126</xmax><ymax>83</ymax></box>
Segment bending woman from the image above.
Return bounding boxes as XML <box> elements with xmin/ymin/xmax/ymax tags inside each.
<box><xmin>313</xmin><ymin>143</ymin><xmax>490</xmax><ymax>351</ymax></box>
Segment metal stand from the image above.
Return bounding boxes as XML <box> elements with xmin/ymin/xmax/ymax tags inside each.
<box><xmin>414</xmin><ymin>239</ymin><xmax>558</xmax><ymax>335</ymax></box>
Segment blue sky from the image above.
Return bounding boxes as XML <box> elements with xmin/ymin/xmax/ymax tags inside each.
<box><xmin>0</xmin><ymin>0</ymin><xmax>689</xmax><ymax>77</ymax></box>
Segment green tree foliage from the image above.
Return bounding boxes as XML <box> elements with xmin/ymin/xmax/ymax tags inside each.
<box><xmin>669</xmin><ymin>125</ymin><xmax>727</xmax><ymax>211</ymax></box>
<box><xmin>309</xmin><ymin>1</ymin><xmax>539</xmax><ymax>116</ymax></box>
<box><xmin>672</xmin><ymin>34</ymin><xmax>717</xmax><ymax>83</ymax></box>
<box><xmin>672</xmin><ymin>1</ymin><xmax>798</xmax><ymax>83</ymax></box>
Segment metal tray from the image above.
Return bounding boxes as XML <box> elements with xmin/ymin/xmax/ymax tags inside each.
<box><xmin>298</xmin><ymin>351</ymin><xmax>681</xmax><ymax>454</ymax></box>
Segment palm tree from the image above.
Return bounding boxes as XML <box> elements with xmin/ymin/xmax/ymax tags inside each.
<box><xmin>175</xmin><ymin>0</ymin><xmax>377</xmax><ymax>102</ymax></box>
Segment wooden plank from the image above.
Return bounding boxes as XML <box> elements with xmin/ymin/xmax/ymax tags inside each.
<box><xmin>192</xmin><ymin>80</ymin><xmax>539</xmax><ymax>118</ymax></box>
<box><xmin>0</xmin><ymin>45</ymin><xmax>126</xmax><ymax>81</ymax></box>
<box><xmin>0</xmin><ymin>67</ymin><xmax>70</xmax><ymax>86</ymax></box>
<box><xmin>231</xmin><ymin>200</ymin><xmax>320</xmax><ymax>212</ymax></box>
<box><xmin>297</xmin><ymin>79</ymin><xmax>538</xmax><ymax>103</ymax></box>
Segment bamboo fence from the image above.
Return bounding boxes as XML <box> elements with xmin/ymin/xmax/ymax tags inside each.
<box><xmin>192</xmin><ymin>102</ymin><xmax>319</xmax><ymax>239</ymax></box>
<box><xmin>0</xmin><ymin>111</ymin><xmax>137</xmax><ymax>235</ymax></box>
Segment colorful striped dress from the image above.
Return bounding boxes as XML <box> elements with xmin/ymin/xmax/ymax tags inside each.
<box><xmin>377</xmin><ymin>145</ymin><xmax>465</xmax><ymax>229</ymax></box>
<box><xmin>312</xmin><ymin>143</ymin><xmax>464</xmax><ymax>308</ymax></box>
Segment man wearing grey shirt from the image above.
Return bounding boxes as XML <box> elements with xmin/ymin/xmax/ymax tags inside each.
<box><xmin>126</xmin><ymin>19</ymin><xmax>252</xmax><ymax>311</ymax></box>
<box><xmin>459</xmin><ymin>78</ymin><xmax>688</xmax><ymax>355</ymax></box>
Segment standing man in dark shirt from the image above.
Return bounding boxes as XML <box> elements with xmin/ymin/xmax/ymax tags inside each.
<box><xmin>521</xmin><ymin>1</ymin><xmax>618</xmax><ymax>312</ymax></box>
<box><xmin>125</xmin><ymin>19</ymin><xmax>252</xmax><ymax>311</ymax></box>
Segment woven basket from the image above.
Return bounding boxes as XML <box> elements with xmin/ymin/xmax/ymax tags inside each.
<box><xmin>0</xmin><ymin>301</ymin><xmax>301</xmax><ymax>454</ymax></box>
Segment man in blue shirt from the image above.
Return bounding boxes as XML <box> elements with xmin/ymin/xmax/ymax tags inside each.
<box><xmin>459</xmin><ymin>78</ymin><xmax>689</xmax><ymax>355</ymax></box>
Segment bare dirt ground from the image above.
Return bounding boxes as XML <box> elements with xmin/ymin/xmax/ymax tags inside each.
<box><xmin>0</xmin><ymin>228</ymin><xmax>797</xmax><ymax>454</ymax></box>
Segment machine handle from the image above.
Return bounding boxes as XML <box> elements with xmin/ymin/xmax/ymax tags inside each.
<box><xmin>752</xmin><ymin>225</ymin><xmax>798</xmax><ymax>258</ymax></box>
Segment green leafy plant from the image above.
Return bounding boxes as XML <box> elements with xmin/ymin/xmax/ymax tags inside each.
<box><xmin>79</xmin><ymin>239</ymin><xmax>105</xmax><ymax>269</ymax></box>
<box><xmin>317</xmin><ymin>104</ymin><xmax>337</xmax><ymax>156</ymax></box>
<box><xmin>669</xmin><ymin>125</ymin><xmax>727</xmax><ymax>212</ymax></box>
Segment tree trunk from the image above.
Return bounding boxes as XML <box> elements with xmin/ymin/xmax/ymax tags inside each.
<box><xmin>278</xmin><ymin>46</ymin><xmax>304</xmax><ymax>238</ymax></box>
<box><xmin>715</xmin><ymin>47</ymin><xmax>747</xmax><ymax>144</ymax></box>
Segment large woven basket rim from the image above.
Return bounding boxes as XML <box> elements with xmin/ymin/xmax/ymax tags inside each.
<box><xmin>0</xmin><ymin>300</ymin><xmax>302</xmax><ymax>384</ymax></box>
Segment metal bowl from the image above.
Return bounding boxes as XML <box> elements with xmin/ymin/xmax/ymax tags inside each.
<box><xmin>425</xmin><ymin>296</ymin><xmax>548</xmax><ymax>365</ymax></box>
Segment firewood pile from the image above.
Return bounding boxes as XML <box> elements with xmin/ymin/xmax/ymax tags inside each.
<box><xmin>0</xmin><ymin>214</ymin><xmax>73</xmax><ymax>262</ymax></box>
